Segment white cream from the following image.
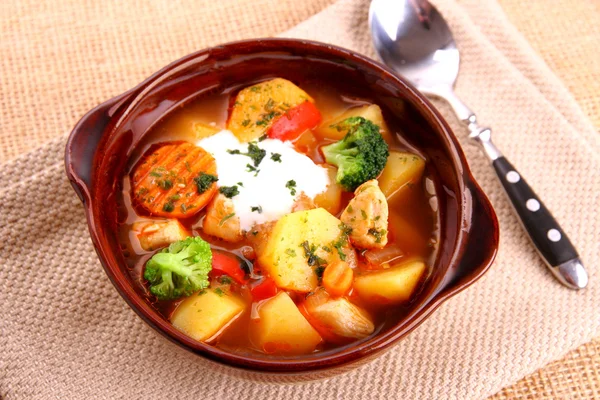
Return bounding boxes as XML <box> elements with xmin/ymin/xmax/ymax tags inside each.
<box><xmin>198</xmin><ymin>130</ymin><xmax>330</xmax><ymax>231</ymax></box>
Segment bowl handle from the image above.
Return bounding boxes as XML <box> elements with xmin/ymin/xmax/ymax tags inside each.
<box><xmin>443</xmin><ymin>179</ymin><xmax>499</xmax><ymax>293</ymax></box>
<box><xmin>65</xmin><ymin>91</ymin><xmax>133</xmax><ymax>203</ymax></box>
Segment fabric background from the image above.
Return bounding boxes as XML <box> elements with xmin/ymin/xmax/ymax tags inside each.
<box><xmin>1</xmin><ymin>0</ymin><xmax>599</xmax><ymax>399</ymax></box>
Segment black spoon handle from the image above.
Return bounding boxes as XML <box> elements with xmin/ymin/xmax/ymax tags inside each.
<box><xmin>493</xmin><ymin>157</ymin><xmax>577</xmax><ymax>264</ymax></box>
<box><xmin>470</xmin><ymin>122</ymin><xmax>587</xmax><ymax>289</ymax></box>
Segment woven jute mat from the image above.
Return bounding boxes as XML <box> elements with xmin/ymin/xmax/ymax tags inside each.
<box><xmin>1</xmin><ymin>0</ymin><xmax>599</xmax><ymax>399</ymax></box>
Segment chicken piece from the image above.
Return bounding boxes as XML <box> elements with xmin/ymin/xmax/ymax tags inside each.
<box><xmin>133</xmin><ymin>219</ymin><xmax>190</xmax><ymax>251</ymax></box>
<box><xmin>202</xmin><ymin>194</ymin><xmax>243</xmax><ymax>243</ymax></box>
<box><xmin>340</xmin><ymin>179</ymin><xmax>389</xmax><ymax>249</ymax></box>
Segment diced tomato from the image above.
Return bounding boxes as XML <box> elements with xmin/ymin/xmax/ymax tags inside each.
<box><xmin>250</xmin><ymin>277</ymin><xmax>278</xmax><ymax>301</ymax></box>
<box><xmin>210</xmin><ymin>251</ymin><xmax>247</xmax><ymax>284</ymax></box>
<box><xmin>267</xmin><ymin>101</ymin><xmax>322</xmax><ymax>141</ymax></box>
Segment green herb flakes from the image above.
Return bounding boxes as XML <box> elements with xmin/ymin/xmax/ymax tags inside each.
<box><xmin>286</xmin><ymin>180</ymin><xmax>297</xmax><ymax>196</ymax></box>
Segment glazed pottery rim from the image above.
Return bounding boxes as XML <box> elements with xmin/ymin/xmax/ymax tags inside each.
<box><xmin>65</xmin><ymin>38</ymin><xmax>499</xmax><ymax>374</ymax></box>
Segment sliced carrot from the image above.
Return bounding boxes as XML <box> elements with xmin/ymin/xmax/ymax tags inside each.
<box><xmin>131</xmin><ymin>141</ymin><xmax>218</xmax><ymax>218</ymax></box>
<box><xmin>322</xmin><ymin>260</ymin><xmax>354</xmax><ymax>297</ymax></box>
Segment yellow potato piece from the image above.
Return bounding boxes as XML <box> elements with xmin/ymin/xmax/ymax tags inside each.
<box><xmin>227</xmin><ymin>78</ymin><xmax>314</xmax><ymax>142</ymax></box>
<box><xmin>171</xmin><ymin>289</ymin><xmax>246</xmax><ymax>342</ymax></box>
<box><xmin>250</xmin><ymin>292</ymin><xmax>322</xmax><ymax>354</ymax></box>
<box><xmin>313</xmin><ymin>165</ymin><xmax>343</xmax><ymax>215</ymax></box>
<box><xmin>354</xmin><ymin>260</ymin><xmax>426</xmax><ymax>304</ymax></box>
<box><xmin>134</xmin><ymin>219</ymin><xmax>189</xmax><ymax>251</ymax></box>
<box><xmin>315</xmin><ymin>104</ymin><xmax>394</xmax><ymax>144</ymax></box>
<box><xmin>377</xmin><ymin>151</ymin><xmax>425</xmax><ymax>199</ymax></box>
<box><xmin>258</xmin><ymin>208</ymin><xmax>344</xmax><ymax>293</ymax></box>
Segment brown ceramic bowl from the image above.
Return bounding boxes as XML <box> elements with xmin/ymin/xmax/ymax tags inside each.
<box><xmin>65</xmin><ymin>38</ymin><xmax>498</xmax><ymax>380</ymax></box>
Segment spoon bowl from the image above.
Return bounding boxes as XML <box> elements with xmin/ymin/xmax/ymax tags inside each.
<box><xmin>370</xmin><ymin>0</ymin><xmax>459</xmax><ymax>92</ymax></box>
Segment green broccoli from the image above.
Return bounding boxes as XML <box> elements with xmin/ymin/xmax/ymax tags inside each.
<box><xmin>321</xmin><ymin>117</ymin><xmax>389</xmax><ymax>191</ymax></box>
<box><xmin>143</xmin><ymin>236</ymin><xmax>212</xmax><ymax>300</ymax></box>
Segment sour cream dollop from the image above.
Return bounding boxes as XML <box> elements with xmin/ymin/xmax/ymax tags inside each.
<box><xmin>197</xmin><ymin>130</ymin><xmax>330</xmax><ymax>231</ymax></box>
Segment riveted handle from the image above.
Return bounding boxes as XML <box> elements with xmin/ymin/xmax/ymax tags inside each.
<box><xmin>492</xmin><ymin>156</ymin><xmax>587</xmax><ymax>289</ymax></box>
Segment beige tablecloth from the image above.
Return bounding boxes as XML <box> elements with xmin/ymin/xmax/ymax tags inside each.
<box><xmin>1</xmin><ymin>0</ymin><xmax>599</xmax><ymax>399</ymax></box>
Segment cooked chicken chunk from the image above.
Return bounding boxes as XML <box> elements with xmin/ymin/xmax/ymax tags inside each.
<box><xmin>340</xmin><ymin>179</ymin><xmax>389</xmax><ymax>249</ymax></box>
<box><xmin>202</xmin><ymin>193</ymin><xmax>243</xmax><ymax>242</ymax></box>
<box><xmin>134</xmin><ymin>219</ymin><xmax>190</xmax><ymax>251</ymax></box>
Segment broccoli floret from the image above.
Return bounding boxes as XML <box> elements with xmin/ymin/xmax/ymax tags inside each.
<box><xmin>321</xmin><ymin>117</ymin><xmax>389</xmax><ymax>191</ymax></box>
<box><xmin>143</xmin><ymin>236</ymin><xmax>212</xmax><ymax>300</ymax></box>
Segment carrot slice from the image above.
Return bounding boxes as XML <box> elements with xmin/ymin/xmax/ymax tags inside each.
<box><xmin>322</xmin><ymin>260</ymin><xmax>354</xmax><ymax>297</ymax></box>
<box><xmin>131</xmin><ymin>141</ymin><xmax>218</xmax><ymax>218</ymax></box>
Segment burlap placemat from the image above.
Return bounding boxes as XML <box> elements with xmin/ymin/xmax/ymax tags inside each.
<box><xmin>1</xmin><ymin>0</ymin><xmax>599</xmax><ymax>399</ymax></box>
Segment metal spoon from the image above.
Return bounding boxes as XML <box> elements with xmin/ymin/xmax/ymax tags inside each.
<box><xmin>369</xmin><ymin>0</ymin><xmax>588</xmax><ymax>289</ymax></box>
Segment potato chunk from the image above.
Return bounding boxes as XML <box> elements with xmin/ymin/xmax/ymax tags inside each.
<box><xmin>250</xmin><ymin>292</ymin><xmax>322</xmax><ymax>354</ymax></box>
<box><xmin>134</xmin><ymin>219</ymin><xmax>190</xmax><ymax>251</ymax></box>
<box><xmin>313</xmin><ymin>165</ymin><xmax>343</xmax><ymax>215</ymax></box>
<box><xmin>227</xmin><ymin>78</ymin><xmax>314</xmax><ymax>142</ymax></box>
<box><xmin>340</xmin><ymin>180</ymin><xmax>389</xmax><ymax>249</ymax></box>
<box><xmin>202</xmin><ymin>194</ymin><xmax>243</xmax><ymax>243</ymax></box>
<box><xmin>258</xmin><ymin>208</ymin><xmax>344</xmax><ymax>292</ymax></box>
<box><xmin>378</xmin><ymin>151</ymin><xmax>425</xmax><ymax>199</ymax></box>
<box><xmin>354</xmin><ymin>260</ymin><xmax>426</xmax><ymax>304</ymax></box>
<box><xmin>171</xmin><ymin>288</ymin><xmax>246</xmax><ymax>342</ymax></box>
<box><xmin>315</xmin><ymin>104</ymin><xmax>394</xmax><ymax>144</ymax></box>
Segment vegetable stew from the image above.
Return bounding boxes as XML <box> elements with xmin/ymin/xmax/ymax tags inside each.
<box><xmin>118</xmin><ymin>78</ymin><xmax>439</xmax><ymax>356</ymax></box>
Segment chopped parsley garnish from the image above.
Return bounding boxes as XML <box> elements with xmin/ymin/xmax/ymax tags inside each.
<box><xmin>184</xmin><ymin>161</ymin><xmax>191</xmax><ymax>172</ymax></box>
<box><xmin>250</xmin><ymin>86</ymin><xmax>261</xmax><ymax>92</ymax></box>
<box><xmin>194</xmin><ymin>173</ymin><xmax>218</xmax><ymax>194</ymax></box>
<box><xmin>219</xmin><ymin>212</ymin><xmax>236</xmax><ymax>226</ymax></box>
<box><xmin>256</xmin><ymin>111</ymin><xmax>281</xmax><ymax>127</ymax></box>
<box><xmin>330</xmin><ymin>225</ymin><xmax>352</xmax><ymax>261</ymax></box>
<box><xmin>229</xmin><ymin>143</ymin><xmax>266</xmax><ymax>167</ymax></box>
<box><xmin>368</xmin><ymin>228</ymin><xmax>387</xmax><ymax>243</ymax></box>
<box><xmin>271</xmin><ymin>153</ymin><xmax>282</xmax><ymax>162</ymax></box>
<box><xmin>347</xmin><ymin>205</ymin><xmax>353</xmax><ymax>213</ymax></box>
<box><xmin>245</xmin><ymin>143</ymin><xmax>266</xmax><ymax>166</ymax></box>
<box><xmin>219</xmin><ymin>186</ymin><xmax>239</xmax><ymax>198</ymax></box>
<box><xmin>157</xmin><ymin>179</ymin><xmax>173</xmax><ymax>190</ymax></box>
<box><xmin>237</xmin><ymin>182</ymin><xmax>244</xmax><ymax>187</ymax></box>
<box><xmin>169</xmin><ymin>194</ymin><xmax>181</xmax><ymax>201</ymax></box>
<box><xmin>286</xmin><ymin>180</ymin><xmax>297</xmax><ymax>196</ymax></box>
<box><xmin>300</xmin><ymin>241</ymin><xmax>326</xmax><ymax>269</ymax></box>
<box><xmin>360</xmin><ymin>209</ymin><xmax>367</xmax><ymax>220</ymax></box>
<box><xmin>214</xmin><ymin>288</ymin><xmax>225</xmax><ymax>297</ymax></box>
<box><xmin>251</xmin><ymin>205</ymin><xmax>263</xmax><ymax>213</ymax></box>
<box><xmin>285</xmin><ymin>248</ymin><xmax>297</xmax><ymax>257</ymax></box>
<box><xmin>315</xmin><ymin>266</ymin><xmax>326</xmax><ymax>279</ymax></box>
<box><xmin>162</xmin><ymin>201</ymin><xmax>175</xmax><ymax>212</ymax></box>
<box><xmin>246</xmin><ymin>164</ymin><xmax>260</xmax><ymax>176</ymax></box>
<box><xmin>264</xmin><ymin>98</ymin><xmax>275</xmax><ymax>111</ymax></box>
<box><xmin>218</xmin><ymin>276</ymin><xmax>232</xmax><ymax>284</ymax></box>
<box><xmin>149</xmin><ymin>170</ymin><xmax>162</xmax><ymax>178</ymax></box>
<box><xmin>258</xmin><ymin>134</ymin><xmax>268</xmax><ymax>142</ymax></box>
<box><xmin>339</xmin><ymin>223</ymin><xmax>353</xmax><ymax>236</ymax></box>
<box><xmin>241</xmin><ymin>119</ymin><xmax>251</xmax><ymax>127</ymax></box>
